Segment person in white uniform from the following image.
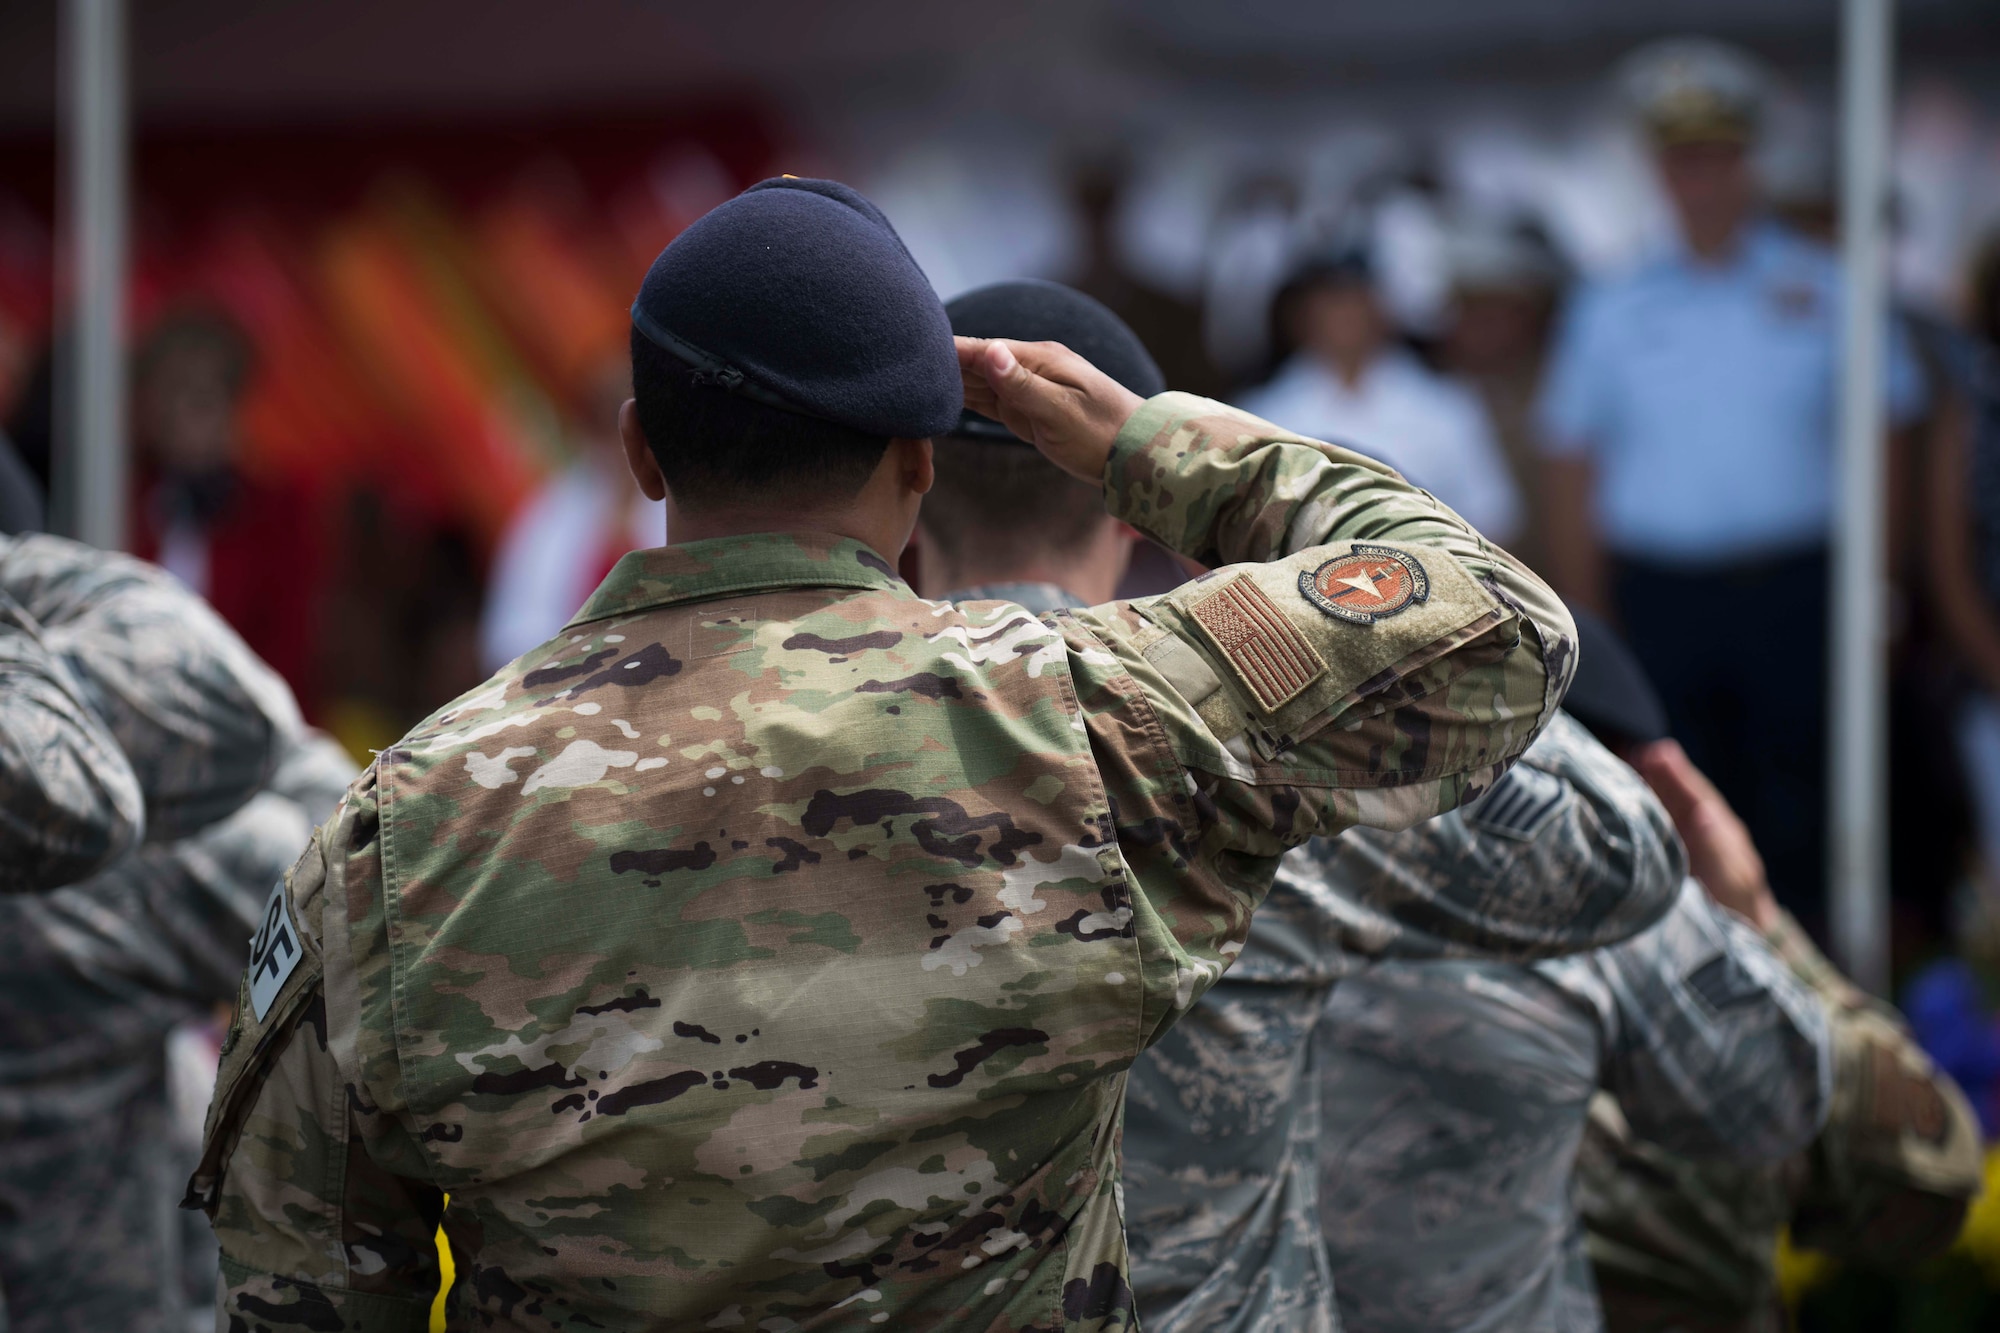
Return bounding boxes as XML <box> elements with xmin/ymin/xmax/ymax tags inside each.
<box><xmin>1536</xmin><ymin>39</ymin><xmax>1925</xmax><ymax>927</ymax></box>
<box><xmin>1239</xmin><ymin>242</ymin><xmax>1524</xmax><ymax>547</ymax></box>
<box><xmin>479</xmin><ymin>358</ymin><xmax>668</xmax><ymax>672</ymax></box>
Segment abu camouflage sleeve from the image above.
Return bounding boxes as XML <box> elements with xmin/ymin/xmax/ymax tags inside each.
<box><xmin>1292</xmin><ymin>710</ymin><xmax>1684</xmax><ymax>969</ymax></box>
<box><xmin>0</xmin><ymin>585</ymin><xmax>143</xmax><ymax>891</ymax></box>
<box><xmin>1</xmin><ymin>533</ymin><xmax>293</xmax><ymax>845</ymax></box>
<box><xmin>1766</xmin><ymin>914</ymin><xmax>1987</xmax><ymax>1265</ymax></box>
<box><xmin>1066</xmin><ymin>394</ymin><xmax>1573</xmax><ymax>1039</ymax></box>
<box><xmin>1581</xmin><ymin>883</ymin><xmax>1830</xmax><ymax>1163</ymax></box>
<box><xmin>186</xmin><ymin>770</ymin><xmax>444</xmax><ymax>1329</ymax></box>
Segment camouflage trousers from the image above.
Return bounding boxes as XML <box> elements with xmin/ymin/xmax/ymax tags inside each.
<box><xmin>0</xmin><ymin>1085</ymin><xmax>204</xmax><ymax>1333</ymax></box>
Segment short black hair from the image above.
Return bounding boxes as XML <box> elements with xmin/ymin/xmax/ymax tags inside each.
<box><xmin>630</xmin><ymin>325</ymin><xmax>892</xmax><ymax>512</ymax></box>
<box><xmin>920</xmin><ymin>438</ymin><xmax>1108</xmax><ymax>571</ymax></box>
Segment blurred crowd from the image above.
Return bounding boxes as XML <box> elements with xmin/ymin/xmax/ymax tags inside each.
<box><xmin>3</xmin><ymin>26</ymin><xmax>2000</xmax><ymax>1331</ymax></box>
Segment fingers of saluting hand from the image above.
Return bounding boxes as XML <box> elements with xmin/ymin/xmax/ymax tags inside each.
<box><xmin>953</xmin><ymin>337</ymin><xmax>1003</xmax><ymax>416</ymax></box>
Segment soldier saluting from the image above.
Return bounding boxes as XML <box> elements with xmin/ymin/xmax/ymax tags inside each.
<box><xmin>187</xmin><ymin>177</ymin><xmax>1575</xmax><ymax>1332</ymax></box>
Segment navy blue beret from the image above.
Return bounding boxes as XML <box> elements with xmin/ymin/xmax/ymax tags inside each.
<box><xmin>945</xmin><ymin>279</ymin><xmax>1164</xmax><ymax>443</ymax></box>
<box><xmin>632</xmin><ymin>177</ymin><xmax>962</xmax><ymax>439</ymax></box>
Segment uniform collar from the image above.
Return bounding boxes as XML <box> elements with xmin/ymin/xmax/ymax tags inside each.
<box><xmin>942</xmin><ymin>581</ymin><xmax>1089</xmax><ymax>614</ymax></box>
<box><xmin>1663</xmin><ymin>216</ymin><xmax>1788</xmax><ymax>277</ymax></box>
<box><xmin>565</xmin><ymin>532</ymin><xmax>906</xmax><ymax>627</ymax></box>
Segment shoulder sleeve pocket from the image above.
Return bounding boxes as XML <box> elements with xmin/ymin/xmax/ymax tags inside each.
<box><xmin>182</xmin><ymin>839</ymin><xmax>327</xmax><ymax>1216</ymax></box>
<box><xmin>1158</xmin><ymin>543</ymin><xmax>1512</xmax><ymax>761</ymax></box>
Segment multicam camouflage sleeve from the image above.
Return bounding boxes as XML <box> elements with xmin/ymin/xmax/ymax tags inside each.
<box><xmin>0</xmin><ymin>533</ymin><xmax>291</xmax><ymax>855</ymax></box>
<box><xmin>1068</xmin><ymin>392</ymin><xmax>1578</xmax><ymax>1042</ymax></box>
<box><xmin>188</xmin><ymin>769</ymin><xmax>445</xmax><ymax>1330</ymax></box>
<box><xmin>1768</xmin><ymin>914</ymin><xmax>1986</xmax><ymax>1265</ymax></box>
<box><xmin>0</xmin><ymin>583</ymin><xmax>143</xmax><ymax>892</ymax></box>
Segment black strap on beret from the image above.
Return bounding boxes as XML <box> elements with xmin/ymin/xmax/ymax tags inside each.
<box><xmin>952</xmin><ymin>412</ymin><xmax>1021</xmax><ymax>443</ymax></box>
<box><xmin>630</xmin><ymin>300</ymin><xmax>823</xmax><ymax>422</ymax></box>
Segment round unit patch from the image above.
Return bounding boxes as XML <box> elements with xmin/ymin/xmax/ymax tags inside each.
<box><xmin>1299</xmin><ymin>544</ymin><xmax>1430</xmax><ymax>625</ymax></box>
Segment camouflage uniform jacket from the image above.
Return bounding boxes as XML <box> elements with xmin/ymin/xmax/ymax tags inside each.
<box><xmin>1315</xmin><ymin>879</ymin><xmax>1829</xmax><ymax>1333</ymax></box>
<box><xmin>1576</xmin><ymin>913</ymin><xmax>1985</xmax><ymax>1333</ymax></box>
<box><xmin>186</xmin><ymin>391</ymin><xmax>1576</xmax><ymax>1333</ymax></box>
<box><xmin>0</xmin><ymin>534</ymin><xmax>292</xmax><ymax>893</ymax></box>
<box><xmin>1124</xmin><ymin>711</ymin><xmax>1685</xmax><ymax>1333</ymax></box>
<box><xmin>0</xmin><ymin>729</ymin><xmax>355</xmax><ymax>1333</ymax></box>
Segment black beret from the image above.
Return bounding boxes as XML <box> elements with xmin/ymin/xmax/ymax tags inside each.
<box><xmin>945</xmin><ymin>280</ymin><xmax>1164</xmax><ymax>443</ymax></box>
<box><xmin>1561</xmin><ymin>605</ymin><xmax>1670</xmax><ymax>747</ymax></box>
<box><xmin>632</xmin><ymin>177</ymin><xmax>962</xmax><ymax>438</ymax></box>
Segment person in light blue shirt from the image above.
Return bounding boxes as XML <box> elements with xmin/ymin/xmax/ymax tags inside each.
<box><xmin>1541</xmin><ymin>221</ymin><xmax>1923</xmax><ymax>565</ymax></box>
<box><xmin>1536</xmin><ymin>38</ymin><xmax>1926</xmax><ymax>926</ymax></box>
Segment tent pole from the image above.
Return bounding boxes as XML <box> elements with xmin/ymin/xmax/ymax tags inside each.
<box><xmin>62</xmin><ymin>0</ymin><xmax>129</xmax><ymax>551</ymax></box>
<box><xmin>1831</xmin><ymin>0</ymin><xmax>1895</xmax><ymax>994</ymax></box>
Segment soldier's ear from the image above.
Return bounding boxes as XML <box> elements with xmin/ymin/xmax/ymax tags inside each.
<box><xmin>891</xmin><ymin>437</ymin><xmax>935</xmax><ymax>498</ymax></box>
<box><xmin>619</xmin><ymin>399</ymin><xmax>668</xmax><ymax>502</ymax></box>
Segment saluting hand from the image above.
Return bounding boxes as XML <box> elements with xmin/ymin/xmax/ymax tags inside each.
<box><xmin>1633</xmin><ymin>739</ymin><xmax>1780</xmax><ymax>932</ymax></box>
<box><xmin>954</xmin><ymin>337</ymin><xmax>1146</xmax><ymax>487</ymax></box>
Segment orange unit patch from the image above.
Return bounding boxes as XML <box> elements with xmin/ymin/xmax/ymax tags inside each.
<box><xmin>1299</xmin><ymin>544</ymin><xmax>1429</xmax><ymax>626</ymax></box>
<box><xmin>1188</xmin><ymin>575</ymin><xmax>1327</xmax><ymax>712</ymax></box>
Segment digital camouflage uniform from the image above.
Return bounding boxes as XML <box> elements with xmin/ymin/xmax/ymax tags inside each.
<box><xmin>1315</xmin><ymin>878</ymin><xmax>1828</xmax><ymax>1333</ymax></box>
<box><xmin>0</xmin><ymin>533</ymin><xmax>337</xmax><ymax>1332</ymax></box>
<box><xmin>186</xmin><ymin>392</ymin><xmax>1576</xmax><ymax>1332</ymax></box>
<box><xmin>1577</xmin><ymin>913</ymin><xmax>1985</xmax><ymax>1333</ymax></box>
<box><xmin>1123</xmin><ymin>711</ymin><xmax>1688</xmax><ymax>1333</ymax></box>
<box><xmin>0</xmin><ymin>733</ymin><xmax>355</xmax><ymax>1333</ymax></box>
<box><xmin>0</xmin><ymin>533</ymin><xmax>293</xmax><ymax>892</ymax></box>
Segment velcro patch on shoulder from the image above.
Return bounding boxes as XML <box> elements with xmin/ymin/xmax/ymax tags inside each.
<box><xmin>1186</xmin><ymin>574</ymin><xmax>1328</xmax><ymax>712</ymax></box>
<box><xmin>1462</xmin><ymin>764</ymin><xmax>1566</xmax><ymax>841</ymax></box>
<box><xmin>1860</xmin><ymin>1040</ymin><xmax>1951</xmax><ymax>1146</ymax></box>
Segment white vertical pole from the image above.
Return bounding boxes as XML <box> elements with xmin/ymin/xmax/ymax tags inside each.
<box><xmin>63</xmin><ymin>0</ymin><xmax>129</xmax><ymax>550</ymax></box>
<box><xmin>1832</xmin><ymin>0</ymin><xmax>1894</xmax><ymax>994</ymax></box>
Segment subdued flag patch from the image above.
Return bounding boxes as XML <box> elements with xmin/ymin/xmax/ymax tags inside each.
<box><xmin>1188</xmin><ymin>575</ymin><xmax>1327</xmax><ymax>712</ymax></box>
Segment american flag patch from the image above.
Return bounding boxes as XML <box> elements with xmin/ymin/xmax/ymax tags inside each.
<box><xmin>1187</xmin><ymin>576</ymin><xmax>1327</xmax><ymax>712</ymax></box>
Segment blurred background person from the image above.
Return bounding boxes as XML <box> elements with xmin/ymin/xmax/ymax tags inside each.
<box><xmin>1438</xmin><ymin>215</ymin><xmax>1570</xmax><ymax>571</ymax></box>
<box><xmin>1535</xmin><ymin>38</ymin><xmax>1928</xmax><ymax>930</ymax></box>
<box><xmin>478</xmin><ymin>353</ymin><xmax>664</xmax><ymax>671</ymax></box>
<box><xmin>1069</xmin><ymin>158</ymin><xmax>1227</xmax><ymax>402</ymax></box>
<box><xmin>1914</xmin><ymin>233</ymin><xmax>2000</xmax><ymax>1137</ymax></box>
<box><xmin>1928</xmin><ymin>237</ymin><xmax>2000</xmax><ymax>913</ymax></box>
<box><xmin>0</xmin><ymin>314</ymin><xmax>40</xmax><ymax>537</ymax></box>
<box><xmin>129</xmin><ymin>311</ymin><xmax>329</xmax><ymax>721</ymax></box>
<box><xmin>1240</xmin><ymin>235</ymin><xmax>1524</xmax><ymax>547</ymax></box>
